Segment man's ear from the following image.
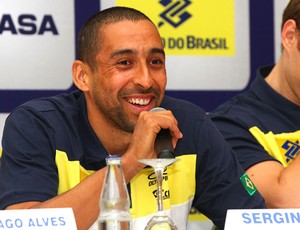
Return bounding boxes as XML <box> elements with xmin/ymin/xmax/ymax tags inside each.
<box><xmin>282</xmin><ymin>19</ymin><xmax>298</xmax><ymax>50</ymax></box>
<box><xmin>72</xmin><ymin>60</ymin><xmax>90</xmax><ymax>92</ymax></box>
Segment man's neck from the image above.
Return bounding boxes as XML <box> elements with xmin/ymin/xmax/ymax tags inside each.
<box><xmin>85</xmin><ymin>100</ymin><xmax>131</xmax><ymax>155</ymax></box>
<box><xmin>265</xmin><ymin>61</ymin><xmax>300</xmax><ymax>106</ymax></box>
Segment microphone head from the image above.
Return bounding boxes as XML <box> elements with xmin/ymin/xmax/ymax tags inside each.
<box><xmin>149</xmin><ymin>107</ymin><xmax>166</xmax><ymax>113</ymax></box>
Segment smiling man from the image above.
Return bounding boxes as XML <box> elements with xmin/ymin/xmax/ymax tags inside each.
<box><xmin>0</xmin><ymin>6</ymin><xmax>265</xmax><ymax>230</ymax></box>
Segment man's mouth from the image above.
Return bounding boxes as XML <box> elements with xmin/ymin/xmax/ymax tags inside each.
<box><xmin>127</xmin><ymin>98</ymin><xmax>150</xmax><ymax>106</ymax></box>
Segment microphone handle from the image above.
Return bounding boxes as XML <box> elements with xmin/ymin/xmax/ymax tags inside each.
<box><xmin>155</xmin><ymin>128</ymin><xmax>175</xmax><ymax>158</ymax></box>
<box><xmin>149</xmin><ymin>107</ymin><xmax>175</xmax><ymax>158</ymax></box>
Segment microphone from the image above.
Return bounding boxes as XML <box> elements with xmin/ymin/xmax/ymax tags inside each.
<box><xmin>149</xmin><ymin>107</ymin><xmax>175</xmax><ymax>158</ymax></box>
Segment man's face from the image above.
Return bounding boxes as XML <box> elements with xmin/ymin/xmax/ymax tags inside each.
<box><xmin>284</xmin><ymin>29</ymin><xmax>300</xmax><ymax>105</ymax></box>
<box><xmin>89</xmin><ymin>20</ymin><xmax>166</xmax><ymax>133</ymax></box>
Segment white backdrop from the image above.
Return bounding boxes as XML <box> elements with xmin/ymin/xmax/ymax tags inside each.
<box><xmin>0</xmin><ymin>0</ymin><xmax>74</xmax><ymax>90</ymax></box>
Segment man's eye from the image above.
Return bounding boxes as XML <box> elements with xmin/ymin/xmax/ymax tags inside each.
<box><xmin>150</xmin><ymin>59</ymin><xmax>163</xmax><ymax>65</ymax></box>
<box><xmin>118</xmin><ymin>60</ymin><xmax>130</xmax><ymax>65</ymax></box>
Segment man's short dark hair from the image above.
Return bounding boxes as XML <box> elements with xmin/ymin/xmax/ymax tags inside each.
<box><xmin>78</xmin><ymin>6</ymin><xmax>153</xmax><ymax>71</ymax></box>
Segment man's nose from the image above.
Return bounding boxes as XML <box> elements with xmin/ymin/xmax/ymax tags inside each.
<box><xmin>132</xmin><ymin>64</ymin><xmax>154</xmax><ymax>89</ymax></box>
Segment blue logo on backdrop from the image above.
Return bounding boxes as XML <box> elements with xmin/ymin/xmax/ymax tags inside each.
<box><xmin>0</xmin><ymin>14</ymin><xmax>58</xmax><ymax>35</ymax></box>
<box><xmin>158</xmin><ymin>0</ymin><xmax>192</xmax><ymax>28</ymax></box>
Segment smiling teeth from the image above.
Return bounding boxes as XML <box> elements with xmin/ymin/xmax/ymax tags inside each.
<box><xmin>128</xmin><ymin>98</ymin><xmax>150</xmax><ymax>105</ymax></box>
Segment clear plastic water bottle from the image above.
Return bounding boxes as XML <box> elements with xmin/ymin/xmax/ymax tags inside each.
<box><xmin>98</xmin><ymin>155</ymin><xmax>131</xmax><ymax>230</ymax></box>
